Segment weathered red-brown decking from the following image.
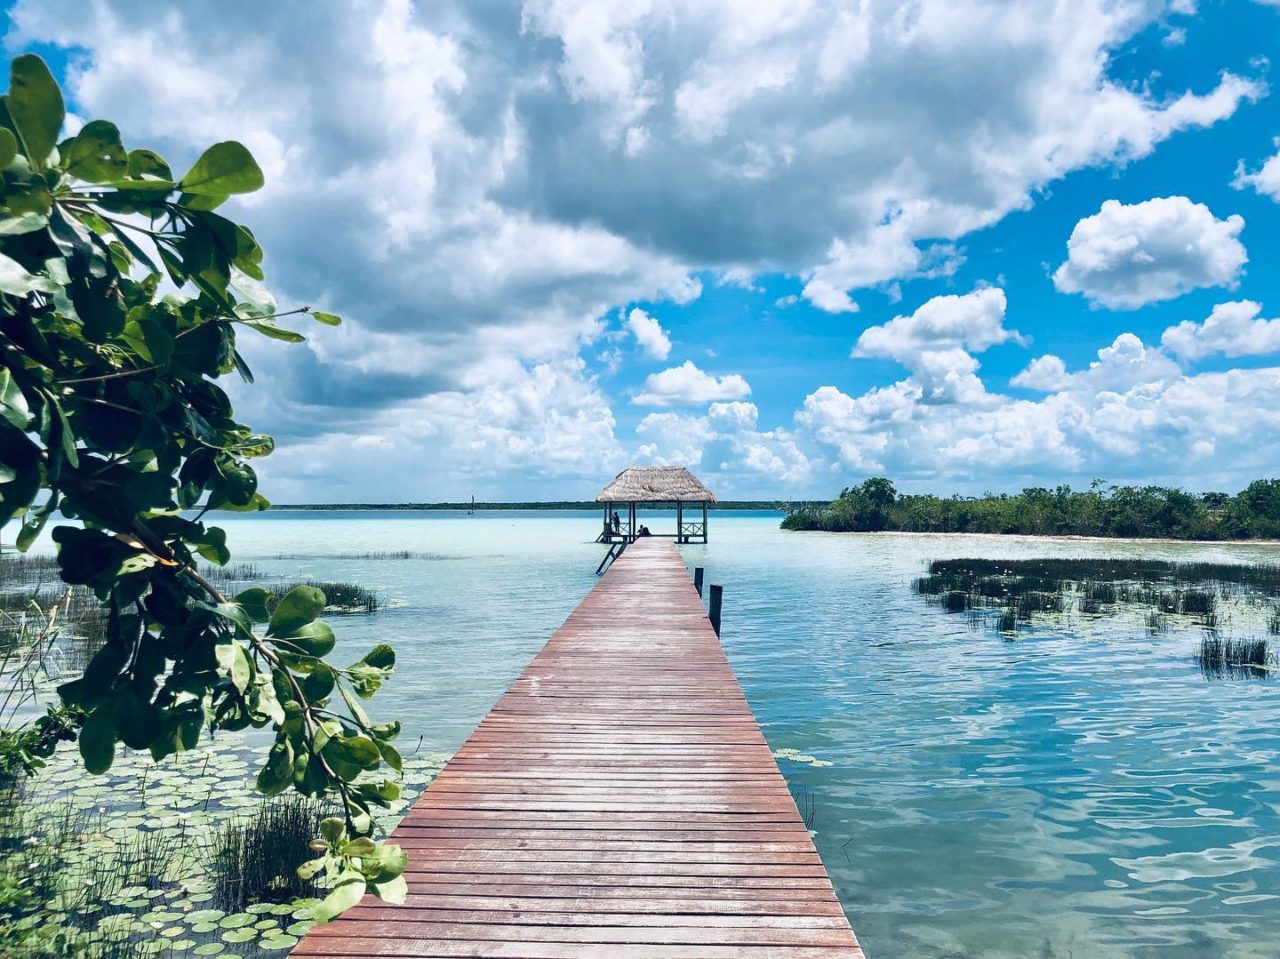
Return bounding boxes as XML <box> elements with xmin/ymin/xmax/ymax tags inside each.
<box><xmin>292</xmin><ymin>538</ymin><xmax>865</xmax><ymax>958</ymax></box>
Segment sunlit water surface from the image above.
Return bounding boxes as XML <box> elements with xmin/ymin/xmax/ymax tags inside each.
<box><xmin>203</xmin><ymin>511</ymin><xmax>1280</xmax><ymax>958</ymax></box>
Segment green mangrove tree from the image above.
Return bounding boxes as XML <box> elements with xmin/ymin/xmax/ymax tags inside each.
<box><xmin>0</xmin><ymin>54</ymin><xmax>405</xmax><ymax>921</ymax></box>
<box><xmin>784</xmin><ymin>477</ymin><xmax>1280</xmax><ymax>540</ymax></box>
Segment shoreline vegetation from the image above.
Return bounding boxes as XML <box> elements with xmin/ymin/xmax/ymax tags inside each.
<box><xmin>781</xmin><ymin>477</ymin><xmax>1280</xmax><ymax>541</ymax></box>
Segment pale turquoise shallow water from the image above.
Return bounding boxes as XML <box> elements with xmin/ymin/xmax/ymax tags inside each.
<box><xmin>173</xmin><ymin>512</ymin><xmax>1280</xmax><ymax>957</ymax></box>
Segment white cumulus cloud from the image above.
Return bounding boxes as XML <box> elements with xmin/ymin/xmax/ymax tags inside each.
<box><xmin>854</xmin><ymin>288</ymin><xmax>1019</xmax><ymax>363</ymax></box>
<box><xmin>1162</xmin><ymin>300</ymin><xmax>1280</xmax><ymax>360</ymax></box>
<box><xmin>1052</xmin><ymin>197</ymin><xmax>1247</xmax><ymax>309</ymax></box>
<box><xmin>5</xmin><ymin>0</ymin><xmax>1268</xmax><ymax>497</ymax></box>
<box><xmin>1233</xmin><ymin>139</ymin><xmax>1280</xmax><ymax>201</ymax></box>
<box><xmin>636</xmin><ymin>402</ymin><xmax>810</xmax><ymax>489</ymax></box>
<box><xmin>633</xmin><ymin>361</ymin><xmax>752</xmax><ymax>407</ymax></box>
<box><xmin>625</xmin><ymin>307</ymin><xmax>672</xmax><ymax>360</ymax></box>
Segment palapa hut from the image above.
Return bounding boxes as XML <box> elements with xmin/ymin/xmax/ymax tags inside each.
<box><xmin>595</xmin><ymin>466</ymin><xmax>715</xmax><ymax>545</ymax></box>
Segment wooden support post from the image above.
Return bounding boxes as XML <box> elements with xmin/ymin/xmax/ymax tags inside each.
<box><xmin>709</xmin><ymin>583</ymin><xmax>723</xmax><ymax>636</ymax></box>
<box><xmin>702</xmin><ymin>501</ymin><xmax>708</xmax><ymax>543</ymax></box>
<box><xmin>693</xmin><ymin>566</ymin><xmax>704</xmax><ymax>597</ymax></box>
<box><xmin>677</xmin><ymin>500</ymin><xmax>684</xmax><ymax>543</ymax></box>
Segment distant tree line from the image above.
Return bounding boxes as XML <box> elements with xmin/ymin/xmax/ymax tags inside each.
<box><xmin>781</xmin><ymin>478</ymin><xmax>1280</xmax><ymax>541</ymax></box>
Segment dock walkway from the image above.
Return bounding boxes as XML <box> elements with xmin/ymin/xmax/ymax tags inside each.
<box><xmin>292</xmin><ymin>538</ymin><xmax>865</xmax><ymax>958</ymax></box>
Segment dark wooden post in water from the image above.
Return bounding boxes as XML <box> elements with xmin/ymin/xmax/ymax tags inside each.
<box><xmin>693</xmin><ymin>565</ymin><xmax>704</xmax><ymax>596</ymax></box>
<box><xmin>709</xmin><ymin>582</ymin><xmax>723</xmax><ymax>636</ymax></box>
<box><xmin>290</xmin><ymin>538</ymin><xmax>864</xmax><ymax>959</ymax></box>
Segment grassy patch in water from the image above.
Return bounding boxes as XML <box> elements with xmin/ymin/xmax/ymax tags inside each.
<box><xmin>270</xmin><ymin>581</ymin><xmax>379</xmax><ymax>614</ymax></box>
<box><xmin>1198</xmin><ymin>636</ymin><xmax>1272</xmax><ymax>680</ymax></box>
<box><xmin>209</xmin><ymin>795</ymin><xmax>328</xmax><ymax>913</ymax></box>
<box><xmin>915</xmin><ymin>556</ymin><xmax>1280</xmax><ymax>679</ymax></box>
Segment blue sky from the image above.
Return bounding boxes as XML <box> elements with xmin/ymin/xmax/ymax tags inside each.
<box><xmin>6</xmin><ymin>1</ymin><xmax>1280</xmax><ymax>502</ymax></box>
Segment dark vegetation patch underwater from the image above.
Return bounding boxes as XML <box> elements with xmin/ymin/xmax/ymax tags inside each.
<box><xmin>912</xmin><ymin>556</ymin><xmax>1278</xmax><ymax>679</ymax></box>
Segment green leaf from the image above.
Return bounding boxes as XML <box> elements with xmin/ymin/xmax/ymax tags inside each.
<box><xmin>0</xmin><ymin>368</ymin><xmax>30</xmax><ymax>429</ymax></box>
<box><xmin>0</xmin><ymin>127</ymin><xmax>17</xmax><ymax>168</ymax></box>
<box><xmin>126</xmin><ymin>148</ymin><xmax>171</xmax><ymax>179</ymax></box>
<box><xmin>7</xmin><ymin>54</ymin><xmax>64</xmax><ymax>169</ymax></box>
<box><xmin>190</xmin><ymin>525</ymin><xmax>230</xmax><ymax>565</ymax></box>
<box><xmin>244</xmin><ymin>321</ymin><xmax>304</xmax><ymax>343</ymax></box>
<box><xmin>279</xmin><ymin>621</ymin><xmax>335</xmax><ymax>658</ymax></box>
<box><xmin>0</xmin><ymin>212</ymin><xmax>48</xmax><ymax>235</ymax></box>
<box><xmin>312</xmin><ymin>311</ymin><xmax>341</xmax><ymax>326</ymax></box>
<box><xmin>16</xmin><ymin>492</ymin><xmax>59</xmax><ymax>551</ymax></box>
<box><xmin>0</xmin><ymin>251</ymin><xmax>58</xmax><ymax>295</ymax></box>
<box><xmin>229</xmin><ymin>645</ymin><xmax>252</xmax><ymax>693</ymax></box>
<box><xmin>114</xmin><ymin>692</ymin><xmax>160</xmax><ymax>750</ymax></box>
<box><xmin>341</xmin><ymin>837</ymin><xmax>377</xmax><ymax>857</ymax></box>
<box><xmin>79</xmin><ymin>705</ymin><xmax>116</xmax><ymax>774</ymax></box>
<box><xmin>212</xmin><ymin>490</ymin><xmax>271</xmax><ymax>512</ymax></box>
<box><xmin>367</xmin><ymin>843</ymin><xmax>407</xmax><ymax>882</ymax></box>
<box><xmin>319</xmin><ymin>818</ymin><xmax>345</xmax><ymax>845</ymax></box>
<box><xmin>338</xmin><ymin>682</ymin><xmax>371</xmax><ymax>727</ymax></box>
<box><xmin>268</xmin><ymin>585</ymin><xmax>326</xmax><ymax>635</ymax></box>
<box><xmin>361</xmin><ymin>644</ymin><xmax>395</xmax><ymax>670</ymax></box>
<box><xmin>310</xmin><ymin>873</ymin><xmax>366</xmax><ymax>923</ymax></box>
<box><xmin>374</xmin><ymin>740</ymin><xmax>403</xmax><ymax>772</ymax></box>
<box><xmin>371</xmin><ymin>875</ymin><xmax>407</xmax><ymax>905</ymax></box>
<box><xmin>65</xmin><ymin>119</ymin><xmax>127</xmax><ymax>182</ymax></box>
<box><xmin>296</xmin><ymin>858</ymin><xmax>326</xmax><ymax>881</ymax></box>
<box><xmin>256</xmin><ymin>738</ymin><xmax>294</xmax><ymax>796</ymax></box>
<box><xmin>235</xmin><ymin>587</ymin><xmax>271</xmax><ymax>623</ymax></box>
<box><xmin>322</xmin><ymin>735</ymin><xmax>380</xmax><ymax>779</ymax></box>
<box><xmin>209</xmin><ymin>456</ymin><xmax>258</xmax><ymax>508</ymax></box>
<box><xmin>179</xmin><ymin>141</ymin><xmax>264</xmax><ymax>196</ymax></box>
<box><xmin>301</xmin><ymin>663</ymin><xmax>336</xmax><ymax>701</ymax></box>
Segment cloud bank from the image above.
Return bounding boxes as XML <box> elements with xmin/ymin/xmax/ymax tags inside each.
<box><xmin>4</xmin><ymin>0</ymin><xmax>1271</xmax><ymax>497</ymax></box>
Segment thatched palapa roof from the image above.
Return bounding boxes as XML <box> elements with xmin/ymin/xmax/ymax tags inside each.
<box><xmin>596</xmin><ymin>466</ymin><xmax>716</xmax><ymax>504</ymax></box>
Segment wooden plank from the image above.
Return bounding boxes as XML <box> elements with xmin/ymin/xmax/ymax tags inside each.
<box><xmin>291</xmin><ymin>538</ymin><xmax>864</xmax><ymax>958</ymax></box>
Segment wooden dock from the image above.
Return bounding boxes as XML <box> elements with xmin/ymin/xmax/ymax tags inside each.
<box><xmin>292</xmin><ymin>538</ymin><xmax>865</xmax><ymax>958</ymax></box>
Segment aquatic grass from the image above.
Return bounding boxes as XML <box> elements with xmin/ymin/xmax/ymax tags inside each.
<box><xmin>918</xmin><ymin>557</ymin><xmax>1279</xmax><ymax>639</ymax></box>
<box><xmin>199</xmin><ymin>562</ymin><xmax>267</xmax><ymax>584</ymax></box>
<box><xmin>924</xmin><ymin>557</ymin><xmax>1280</xmax><ymax>594</ymax></box>
<box><xmin>0</xmin><ymin>554</ymin><xmax>62</xmax><ymax>591</ymax></box>
<box><xmin>1198</xmin><ymin>636</ymin><xmax>1271</xmax><ymax>680</ymax></box>
<box><xmin>1084</xmin><ymin>582</ymin><xmax>1117</xmax><ymax>604</ymax></box>
<box><xmin>789</xmin><ymin>785</ymin><xmax>817</xmax><ymax>830</ymax></box>
<box><xmin>911</xmin><ymin>575</ymin><xmax>946</xmax><ymax>596</ymax></box>
<box><xmin>1015</xmin><ymin>592</ymin><xmax>1063</xmax><ymax>621</ymax></box>
<box><xmin>209</xmin><ymin>794</ymin><xmax>328</xmax><ymax>912</ymax></box>
<box><xmin>270</xmin><ymin>581</ymin><xmax>379</xmax><ymax>614</ymax></box>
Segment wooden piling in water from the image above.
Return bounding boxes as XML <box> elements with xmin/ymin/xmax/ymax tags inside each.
<box><xmin>709</xmin><ymin>582</ymin><xmax>724</xmax><ymax>636</ymax></box>
<box><xmin>693</xmin><ymin>565</ymin><xmax>705</xmax><ymax>596</ymax></box>
<box><xmin>290</xmin><ymin>538</ymin><xmax>863</xmax><ymax>958</ymax></box>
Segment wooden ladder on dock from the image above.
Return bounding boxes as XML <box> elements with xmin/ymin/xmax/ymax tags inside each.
<box><xmin>291</xmin><ymin>537</ymin><xmax>866</xmax><ymax>958</ymax></box>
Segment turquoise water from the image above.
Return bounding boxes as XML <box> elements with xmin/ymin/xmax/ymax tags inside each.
<box><xmin>157</xmin><ymin>512</ymin><xmax>1280</xmax><ymax>957</ymax></box>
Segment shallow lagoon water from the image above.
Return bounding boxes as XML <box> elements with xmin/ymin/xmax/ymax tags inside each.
<box><xmin>164</xmin><ymin>511</ymin><xmax>1280</xmax><ymax>957</ymax></box>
